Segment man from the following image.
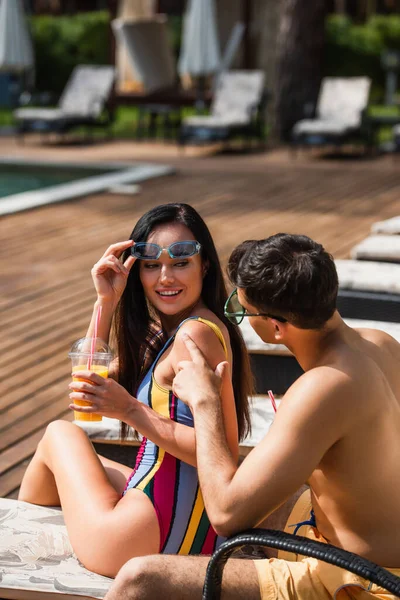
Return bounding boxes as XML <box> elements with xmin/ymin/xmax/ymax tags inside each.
<box><xmin>105</xmin><ymin>233</ymin><xmax>400</xmax><ymax>599</ymax></box>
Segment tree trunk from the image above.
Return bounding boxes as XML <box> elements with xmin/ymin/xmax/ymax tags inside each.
<box><xmin>334</xmin><ymin>0</ymin><xmax>347</xmax><ymax>13</ymax></box>
<box><xmin>254</xmin><ymin>0</ymin><xmax>282</xmax><ymax>142</ymax></box>
<box><xmin>275</xmin><ymin>0</ymin><xmax>328</xmax><ymax>141</ymax></box>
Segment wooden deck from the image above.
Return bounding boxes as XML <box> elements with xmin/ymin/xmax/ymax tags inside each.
<box><xmin>1</xmin><ymin>139</ymin><xmax>400</xmax><ymax>498</ymax></box>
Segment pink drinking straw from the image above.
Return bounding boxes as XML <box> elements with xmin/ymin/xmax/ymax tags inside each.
<box><xmin>87</xmin><ymin>305</ymin><xmax>102</xmax><ymax>370</ymax></box>
<box><xmin>268</xmin><ymin>389</ymin><xmax>277</xmax><ymax>413</ymax></box>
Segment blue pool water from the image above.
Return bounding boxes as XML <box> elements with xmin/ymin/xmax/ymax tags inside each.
<box><xmin>0</xmin><ymin>164</ymin><xmax>115</xmax><ymax>198</ymax></box>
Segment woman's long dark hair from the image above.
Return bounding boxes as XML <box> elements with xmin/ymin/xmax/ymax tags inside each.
<box><xmin>115</xmin><ymin>203</ymin><xmax>253</xmax><ymax>440</ymax></box>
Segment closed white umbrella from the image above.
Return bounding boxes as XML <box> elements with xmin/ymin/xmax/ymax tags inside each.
<box><xmin>0</xmin><ymin>0</ymin><xmax>34</xmax><ymax>74</ymax></box>
<box><xmin>178</xmin><ymin>0</ymin><xmax>221</xmax><ymax>78</ymax></box>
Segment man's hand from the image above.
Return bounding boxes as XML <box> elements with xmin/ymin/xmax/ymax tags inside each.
<box><xmin>172</xmin><ymin>333</ymin><xmax>229</xmax><ymax>409</ymax></box>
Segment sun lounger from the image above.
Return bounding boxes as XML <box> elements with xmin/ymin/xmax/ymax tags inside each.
<box><xmin>14</xmin><ymin>65</ymin><xmax>115</xmax><ymax>142</ymax></box>
<box><xmin>240</xmin><ymin>317</ymin><xmax>400</xmax><ymax>394</ymax></box>
<box><xmin>336</xmin><ymin>259</ymin><xmax>400</xmax><ymax>322</ymax></box>
<box><xmin>239</xmin><ymin>320</ymin><xmax>302</xmax><ymax>395</ymax></box>
<box><xmin>291</xmin><ymin>77</ymin><xmax>371</xmax><ymax>153</ymax></box>
<box><xmin>77</xmin><ymin>398</ymin><xmax>278</xmax><ymax>463</ymax></box>
<box><xmin>0</xmin><ymin>497</ymin><xmax>112</xmax><ymax>600</ymax></box>
<box><xmin>350</xmin><ymin>235</ymin><xmax>400</xmax><ymax>263</ymax></box>
<box><xmin>371</xmin><ymin>215</ymin><xmax>400</xmax><ymax>235</ymax></box>
<box><xmin>179</xmin><ymin>70</ymin><xmax>267</xmax><ymax>147</ymax></box>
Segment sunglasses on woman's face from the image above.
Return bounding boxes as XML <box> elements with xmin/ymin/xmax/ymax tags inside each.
<box><xmin>131</xmin><ymin>240</ymin><xmax>201</xmax><ymax>260</ymax></box>
<box><xmin>224</xmin><ymin>288</ymin><xmax>287</xmax><ymax>325</ymax></box>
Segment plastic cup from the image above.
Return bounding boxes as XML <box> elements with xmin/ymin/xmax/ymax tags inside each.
<box><xmin>69</xmin><ymin>337</ymin><xmax>113</xmax><ymax>422</ymax></box>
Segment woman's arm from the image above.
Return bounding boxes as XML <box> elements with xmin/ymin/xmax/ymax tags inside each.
<box><xmin>169</xmin><ymin>319</ymin><xmax>239</xmax><ymax>462</ymax></box>
<box><xmin>70</xmin><ymin>320</ymin><xmax>239</xmax><ymax>467</ymax></box>
<box><xmin>85</xmin><ymin>240</ymin><xmax>135</xmax><ymax>343</ymax></box>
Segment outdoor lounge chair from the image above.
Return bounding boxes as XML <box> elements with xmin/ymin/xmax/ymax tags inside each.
<box><xmin>179</xmin><ymin>70</ymin><xmax>267</xmax><ymax>148</ymax></box>
<box><xmin>291</xmin><ymin>77</ymin><xmax>371</xmax><ymax>153</ymax></box>
<box><xmin>336</xmin><ymin>258</ymin><xmax>400</xmax><ymax>322</ymax></box>
<box><xmin>240</xmin><ymin>316</ymin><xmax>400</xmax><ymax>395</ymax></box>
<box><xmin>350</xmin><ymin>235</ymin><xmax>400</xmax><ymax>263</ymax></box>
<box><xmin>202</xmin><ymin>529</ymin><xmax>400</xmax><ymax>599</ymax></box>
<box><xmin>13</xmin><ymin>65</ymin><xmax>115</xmax><ymax>142</ymax></box>
<box><xmin>371</xmin><ymin>215</ymin><xmax>400</xmax><ymax>234</ymax></box>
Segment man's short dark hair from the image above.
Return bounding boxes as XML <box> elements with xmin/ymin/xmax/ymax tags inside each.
<box><xmin>227</xmin><ymin>233</ymin><xmax>339</xmax><ymax>329</ymax></box>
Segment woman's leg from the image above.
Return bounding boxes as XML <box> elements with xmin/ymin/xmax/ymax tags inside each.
<box><xmin>19</xmin><ymin>420</ymin><xmax>160</xmax><ymax>577</ymax></box>
<box><xmin>19</xmin><ymin>429</ymin><xmax>134</xmax><ymax>505</ymax></box>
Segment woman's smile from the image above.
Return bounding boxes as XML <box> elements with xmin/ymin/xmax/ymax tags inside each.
<box><xmin>156</xmin><ymin>288</ymin><xmax>183</xmax><ymax>300</ymax></box>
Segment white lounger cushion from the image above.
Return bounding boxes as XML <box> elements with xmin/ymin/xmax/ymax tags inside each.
<box><xmin>350</xmin><ymin>235</ymin><xmax>400</xmax><ymax>262</ymax></box>
<box><xmin>77</xmin><ymin>400</ymin><xmax>279</xmax><ymax>451</ymax></box>
<box><xmin>14</xmin><ymin>108</ymin><xmax>70</xmax><ymax>121</ymax></box>
<box><xmin>335</xmin><ymin>259</ymin><xmax>400</xmax><ymax>294</ymax></box>
<box><xmin>239</xmin><ymin>316</ymin><xmax>400</xmax><ymax>353</ymax></box>
<box><xmin>183</xmin><ymin>115</ymin><xmax>248</xmax><ymax>128</ymax></box>
<box><xmin>0</xmin><ymin>498</ymin><xmax>112</xmax><ymax>599</ymax></box>
<box><xmin>75</xmin><ymin>416</ymin><xmax>140</xmax><ymax>443</ymax></box>
<box><xmin>240</xmin><ymin>395</ymin><xmax>280</xmax><ymax>449</ymax></box>
<box><xmin>239</xmin><ymin>321</ymin><xmax>292</xmax><ymax>355</ymax></box>
<box><xmin>293</xmin><ymin>119</ymin><xmax>351</xmax><ymax>136</ymax></box>
<box><xmin>371</xmin><ymin>216</ymin><xmax>400</xmax><ymax>235</ymax></box>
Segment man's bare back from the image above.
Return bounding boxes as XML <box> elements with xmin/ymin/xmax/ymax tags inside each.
<box><xmin>307</xmin><ymin>322</ymin><xmax>400</xmax><ymax>567</ymax></box>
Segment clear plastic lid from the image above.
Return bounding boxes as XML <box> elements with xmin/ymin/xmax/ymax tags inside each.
<box><xmin>68</xmin><ymin>337</ymin><xmax>113</xmax><ymax>359</ymax></box>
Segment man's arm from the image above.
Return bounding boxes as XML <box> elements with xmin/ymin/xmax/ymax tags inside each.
<box><xmin>173</xmin><ymin>335</ymin><xmax>352</xmax><ymax>537</ymax></box>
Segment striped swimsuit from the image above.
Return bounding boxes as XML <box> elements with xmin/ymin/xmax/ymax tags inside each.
<box><xmin>123</xmin><ymin>316</ymin><xmax>226</xmax><ymax>555</ymax></box>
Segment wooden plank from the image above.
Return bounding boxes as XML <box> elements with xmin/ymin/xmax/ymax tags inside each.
<box><xmin>0</xmin><ymin>394</ymin><xmax>72</xmax><ymax>453</ymax></box>
<box><xmin>0</xmin><ymin>429</ymin><xmax>46</xmax><ymax>473</ymax></box>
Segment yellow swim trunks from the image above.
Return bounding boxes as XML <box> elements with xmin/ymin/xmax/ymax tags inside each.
<box><xmin>254</xmin><ymin>490</ymin><xmax>400</xmax><ymax>599</ymax></box>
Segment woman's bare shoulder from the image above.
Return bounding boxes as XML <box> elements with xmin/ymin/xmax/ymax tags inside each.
<box><xmin>172</xmin><ymin>314</ymin><xmax>230</xmax><ymax>367</ymax></box>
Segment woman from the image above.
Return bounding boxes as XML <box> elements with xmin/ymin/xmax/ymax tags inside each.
<box><xmin>19</xmin><ymin>203</ymin><xmax>252</xmax><ymax>577</ymax></box>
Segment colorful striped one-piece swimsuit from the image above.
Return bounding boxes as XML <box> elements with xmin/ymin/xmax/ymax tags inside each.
<box><xmin>123</xmin><ymin>316</ymin><xmax>227</xmax><ymax>555</ymax></box>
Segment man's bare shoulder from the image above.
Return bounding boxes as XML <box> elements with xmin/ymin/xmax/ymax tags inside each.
<box><xmin>286</xmin><ymin>364</ymin><xmax>351</xmax><ymax>398</ymax></box>
<box><xmin>355</xmin><ymin>326</ymin><xmax>400</xmax><ymax>358</ymax></box>
<box><xmin>278</xmin><ymin>366</ymin><xmax>355</xmax><ymax>431</ymax></box>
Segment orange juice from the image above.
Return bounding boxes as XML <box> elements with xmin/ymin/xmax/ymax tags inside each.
<box><xmin>72</xmin><ymin>364</ymin><xmax>108</xmax><ymax>422</ymax></box>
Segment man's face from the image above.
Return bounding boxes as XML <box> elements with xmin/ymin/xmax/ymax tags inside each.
<box><xmin>237</xmin><ymin>288</ymin><xmax>278</xmax><ymax>344</ymax></box>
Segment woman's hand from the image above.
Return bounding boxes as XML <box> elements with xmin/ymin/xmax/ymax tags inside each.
<box><xmin>91</xmin><ymin>240</ymin><xmax>136</xmax><ymax>306</ymax></box>
<box><xmin>69</xmin><ymin>371</ymin><xmax>136</xmax><ymax>421</ymax></box>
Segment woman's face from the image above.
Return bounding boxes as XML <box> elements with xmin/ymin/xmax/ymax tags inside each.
<box><xmin>139</xmin><ymin>222</ymin><xmax>205</xmax><ymax>321</ymax></box>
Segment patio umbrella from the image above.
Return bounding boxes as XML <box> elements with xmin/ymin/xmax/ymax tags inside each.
<box><xmin>178</xmin><ymin>0</ymin><xmax>221</xmax><ymax>107</ymax></box>
<box><xmin>0</xmin><ymin>0</ymin><xmax>34</xmax><ymax>76</ymax></box>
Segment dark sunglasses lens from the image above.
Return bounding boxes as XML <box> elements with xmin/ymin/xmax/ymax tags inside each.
<box><xmin>225</xmin><ymin>292</ymin><xmax>244</xmax><ymax>325</ymax></box>
<box><xmin>229</xmin><ymin>314</ymin><xmax>243</xmax><ymax>325</ymax></box>
<box><xmin>132</xmin><ymin>243</ymin><xmax>160</xmax><ymax>259</ymax></box>
<box><xmin>169</xmin><ymin>241</ymin><xmax>198</xmax><ymax>258</ymax></box>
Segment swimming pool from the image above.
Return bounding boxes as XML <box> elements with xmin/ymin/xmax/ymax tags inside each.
<box><xmin>0</xmin><ymin>157</ymin><xmax>175</xmax><ymax>216</ymax></box>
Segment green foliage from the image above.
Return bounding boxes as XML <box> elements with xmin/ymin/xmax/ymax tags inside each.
<box><xmin>368</xmin><ymin>15</ymin><xmax>400</xmax><ymax>49</ymax></box>
<box><xmin>0</xmin><ymin>108</ymin><xmax>13</xmax><ymax>126</ymax></box>
<box><xmin>325</xmin><ymin>14</ymin><xmax>400</xmax><ymax>102</ymax></box>
<box><xmin>30</xmin><ymin>11</ymin><xmax>110</xmax><ymax>97</ymax></box>
<box><xmin>166</xmin><ymin>15</ymin><xmax>183</xmax><ymax>60</ymax></box>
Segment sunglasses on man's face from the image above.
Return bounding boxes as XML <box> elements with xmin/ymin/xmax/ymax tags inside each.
<box><xmin>224</xmin><ymin>288</ymin><xmax>287</xmax><ymax>325</ymax></box>
<box><xmin>131</xmin><ymin>240</ymin><xmax>201</xmax><ymax>260</ymax></box>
